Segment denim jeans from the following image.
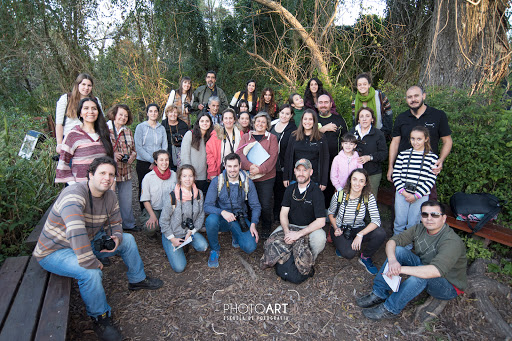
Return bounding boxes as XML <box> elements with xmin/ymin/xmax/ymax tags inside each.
<box><xmin>372</xmin><ymin>246</ymin><xmax>458</xmax><ymax>315</ymax></box>
<box><xmin>161</xmin><ymin>232</ymin><xmax>208</xmax><ymax>272</ymax></box>
<box><xmin>271</xmin><ymin>225</ymin><xmax>326</xmax><ymax>260</ymax></box>
<box><xmin>254</xmin><ymin>177</ymin><xmax>275</xmax><ymax>233</ymax></box>
<box><xmin>393</xmin><ymin>191</ymin><xmax>428</xmax><ymax>236</ymax></box>
<box><xmin>38</xmin><ymin>232</ymin><xmax>146</xmax><ymax>318</ymax></box>
<box><xmin>331</xmin><ymin>225</ymin><xmax>386</xmax><ymax>259</ymax></box>
<box><xmin>205</xmin><ymin>214</ymin><xmax>257</xmax><ymax>254</ymax></box>
<box><xmin>116</xmin><ymin>180</ymin><xmax>136</xmax><ymax>230</ymax></box>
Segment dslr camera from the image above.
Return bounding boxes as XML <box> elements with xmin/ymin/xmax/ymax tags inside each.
<box><xmin>235</xmin><ymin>211</ymin><xmax>249</xmax><ymax>232</ymax></box>
<box><xmin>184</xmin><ymin>102</ymin><xmax>193</xmax><ymax>113</ymax></box>
<box><xmin>404</xmin><ymin>182</ymin><xmax>417</xmax><ymax>193</ymax></box>
<box><xmin>121</xmin><ymin>154</ymin><xmax>130</xmax><ymax>163</ymax></box>
<box><xmin>182</xmin><ymin>217</ymin><xmax>194</xmax><ymax>230</ymax></box>
<box><xmin>94</xmin><ymin>235</ymin><xmax>116</xmax><ymax>251</ymax></box>
<box><xmin>340</xmin><ymin>224</ymin><xmax>358</xmax><ymax>240</ymax></box>
<box><xmin>172</xmin><ymin>133</ymin><xmax>183</xmax><ymax>147</ymax></box>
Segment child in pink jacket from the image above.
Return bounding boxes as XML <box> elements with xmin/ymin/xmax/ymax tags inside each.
<box><xmin>330</xmin><ymin>133</ymin><xmax>363</xmax><ymax>191</ymax></box>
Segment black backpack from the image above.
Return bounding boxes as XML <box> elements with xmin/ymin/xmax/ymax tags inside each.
<box><xmin>449</xmin><ymin>192</ymin><xmax>506</xmax><ymax>234</ymax></box>
<box><xmin>275</xmin><ymin>254</ymin><xmax>315</xmax><ymax>284</ymax></box>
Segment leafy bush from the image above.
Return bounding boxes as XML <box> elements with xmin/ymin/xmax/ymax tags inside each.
<box><xmin>0</xmin><ymin>111</ymin><xmax>61</xmax><ymax>263</ymax></box>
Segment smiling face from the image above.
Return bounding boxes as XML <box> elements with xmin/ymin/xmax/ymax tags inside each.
<box><xmin>291</xmin><ymin>94</ymin><xmax>304</xmax><ymax>109</ymax></box>
<box><xmin>238</xmin><ymin>112</ymin><xmax>250</xmax><ymax>128</ymax></box>
<box><xmin>317</xmin><ymin>95</ymin><xmax>331</xmax><ymax>115</ymax></box>
<box><xmin>114</xmin><ymin>107</ymin><xmax>129</xmax><ymax>127</ymax></box>
<box><xmin>309</xmin><ymin>80</ymin><xmax>319</xmax><ymax>94</ymax></box>
<box><xmin>81</xmin><ymin>100</ymin><xmax>99</xmax><ymax>124</ymax></box>
<box><xmin>356</xmin><ymin>77</ymin><xmax>371</xmax><ymax>96</ymax></box>
<box><xmin>225</xmin><ymin>159</ymin><xmax>240</xmax><ymax>181</ymax></box>
<box><xmin>198</xmin><ymin>115</ymin><xmax>211</xmax><ymax>132</ymax></box>
<box><xmin>156</xmin><ymin>153</ymin><xmax>170</xmax><ymax>173</ymax></box>
<box><xmin>147</xmin><ymin>105</ymin><xmax>159</xmax><ymax>122</ymax></box>
<box><xmin>279</xmin><ymin>107</ymin><xmax>292</xmax><ymax>124</ymax></box>
<box><xmin>254</xmin><ymin>117</ymin><xmax>268</xmax><ymax>134</ymax></box>
<box><xmin>342</xmin><ymin>141</ymin><xmax>357</xmax><ymax>153</ymax></box>
<box><xmin>263</xmin><ymin>91</ymin><xmax>272</xmax><ymax>104</ymax></box>
<box><xmin>180</xmin><ymin>168</ymin><xmax>195</xmax><ymax>189</ymax></box>
<box><xmin>410</xmin><ymin>130</ymin><xmax>428</xmax><ymax>152</ymax></box>
<box><xmin>89</xmin><ymin>164</ymin><xmax>116</xmax><ymax>194</ymax></box>
<box><xmin>302</xmin><ymin>112</ymin><xmax>315</xmax><ymax>131</ymax></box>
<box><xmin>223</xmin><ymin>111</ymin><xmax>235</xmax><ymax>129</ymax></box>
<box><xmin>206</xmin><ymin>72</ymin><xmax>216</xmax><ymax>88</ymax></box>
<box><xmin>358</xmin><ymin>109</ymin><xmax>374</xmax><ymax>129</ymax></box>
<box><xmin>167</xmin><ymin>108</ymin><xmax>178</xmax><ymax>122</ymax></box>
<box><xmin>182</xmin><ymin>79</ymin><xmax>191</xmax><ymax>92</ymax></box>
<box><xmin>210</xmin><ymin>100</ymin><xmax>220</xmax><ymax>116</ymax></box>
<box><xmin>247</xmin><ymin>81</ymin><xmax>256</xmax><ymax>93</ymax></box>
<box><xmin>349</xmin><ymin>171</ymin><xmax>367</xmax><ymax>194</ymax></box>
<box><xmin>239</xmin><ymin>102</ymin><xmax>249</xmax><ymax>112</ymax></box>
<box><xmin>406</xmin><ymin>86</ymin><xmax>426</xmax><ymax>111</ymax></box>
<box><xmin>78</xmin><ymin>79</ymin><xmax>93</xmax><ymax>98</ymax></box>
<box><xmin>294</xmin><ymin>164</ymin><xmax>313</xmax><ymax>185</ymax></box>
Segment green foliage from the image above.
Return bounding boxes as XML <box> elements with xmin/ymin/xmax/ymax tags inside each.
<box><xmin>488</xmin><ymin>260</ymin><xmax>512</xmax><ymax>277</ymax></box>
<box><xmin>460</xmin><ymin>236</ymin><xmax>493</xmax><ymax>262</ymax></box>
<box><xmin>0</xmin><ymin>110</ymin><xmax>60</xmax><ymax>263</ymax></box>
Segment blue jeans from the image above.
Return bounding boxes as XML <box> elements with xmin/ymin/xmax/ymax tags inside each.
<box><xmin>205</xmin><ymin>214</ymin><xmax>257</xmax><ymax>254</ymax></box>
<box><xmin>38</xmin><ymin>232</ymin><xmax>146</xmax><ymax>318</ymax></box>
<box><xmin>393</xmin><ymin>191</ymin><xmax>428</xmax><ymax>235</ymax></box>
<box><xmin>116</xmin><ymin>180</ymin><xmax>136</xmax><ymax>229</ymax></box>
<box><xmin>161</xmin><ymin>233</ymin><xmax>208</xmax><ymax>272</ymax></box>
<box><xmin>372</xmin><ymin>246</ymin><xmax>458</xmax><ymax>315</ymax></box>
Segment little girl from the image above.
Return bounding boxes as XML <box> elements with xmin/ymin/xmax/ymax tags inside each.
<box><xmin>330</xmin><ymin>133</ymin><xmax>363</xmax><ymax>191</ymax></box>
<box><xmin>392</xmin><ymin>126</ymin><xmax>438</xmax><ymax>236</ymax></box>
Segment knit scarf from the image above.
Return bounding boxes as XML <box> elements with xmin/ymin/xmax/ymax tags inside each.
<box><xmin>174</xmin><ymin>183</ymin><xmax>199</xmax><ymax>201</ymax></box>
<box><xmin>154</xmin><ymin>168</ymin><xmax>171</xmax><ymax>180</ymax></box>
<box><xmin>354</xmin><ymin>87</ymin><xmax>377</xmax><ymax>116</ymax></box>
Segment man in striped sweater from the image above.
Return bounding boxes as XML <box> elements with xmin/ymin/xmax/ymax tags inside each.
<box><xmin>34</xmin><ymin>157</ymin><xmax>163</xmax><ymax>341</ymax></box>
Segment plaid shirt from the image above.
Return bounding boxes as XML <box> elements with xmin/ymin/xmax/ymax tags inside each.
<box><xmin>109</xmin><ymin>126</ymin><xmax>136</xmax><ymax>181</ymax></box>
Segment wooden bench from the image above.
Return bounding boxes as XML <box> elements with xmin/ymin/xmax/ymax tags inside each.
<box><xmin>0</xmin><ymin>256</ymin><xmax>71</xmax><ymax>341</ymax></box>
<box><xmin>377</xmin><ymin>187</ymin><xmax>512</xmax><ymax>247</ymax></box>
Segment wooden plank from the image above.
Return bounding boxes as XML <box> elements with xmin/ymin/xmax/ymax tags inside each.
<box><xmin>0</xmin><ymin>257</ymin><xmax>49</xmax><ymax>341</ymax></box>
<box><xmin>25</xmin><ymin>203</ymin><xmax>54</xmax><ymax>250</ymax></box>
<box><xmin>34</xmin><ymin>274</ymin><xmax>71</xmax><ymax>341</ymax></box>
<box><xmin>0</xmin><ymin>256</ymin><xmax>30</xmax><ymax>330</ymax></box>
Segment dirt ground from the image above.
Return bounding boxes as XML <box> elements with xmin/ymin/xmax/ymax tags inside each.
<box><xmin>66</xmin><ymin>180</ymin><xmax>511</xmax><ymax>340</ymax></box>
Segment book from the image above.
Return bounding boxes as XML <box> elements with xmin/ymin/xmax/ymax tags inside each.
<box><xmin>246</xmin><ymin>141</ymin><xmax>270</xmax><ymax>166</ymax></box>
<box><xmin>173</xmin><ymin>235</ymin><xmax>193</xmax><ymax>251</ymax></box>
<box><xmin>383</xmin><ymin>262</ymin><xmax>401</xmax><ymax>292</ymax></box>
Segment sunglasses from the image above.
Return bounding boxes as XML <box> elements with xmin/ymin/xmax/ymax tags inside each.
<box><xmin>421</xmin><ymin>212</ymin><xmax>443</xmax><ymax>219</ymax></box>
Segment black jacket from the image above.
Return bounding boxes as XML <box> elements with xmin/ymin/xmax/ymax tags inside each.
<box><xmin>271</xmin><ymin>121</ymin><xmax>297</xmax><ymax>172</ymax></box>
<box><xmin>350</xmin><ymin>126</ymin><xmax>387</xmax><ymax>176</ymax></box>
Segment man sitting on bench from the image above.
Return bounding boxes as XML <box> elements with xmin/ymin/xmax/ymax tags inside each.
<box><xmin>33</xmin><ymin>156</ymin><xmax>163</xmax><ymax>341</ymax></box>
<box><xmin>356</xmin><ymin>200</ymin><xmax>467</xmax><ymax>320</ymax></box>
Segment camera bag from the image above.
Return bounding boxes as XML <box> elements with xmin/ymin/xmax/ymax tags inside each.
<box><xmin>449</xmin><ymin>192</ymin><xmax>505</xmax><ymax>235</ymax></box>
<box><xmin>275</xmin><ymin>254</ymin><xmax>315</xmax><ymax>284</ymax></box>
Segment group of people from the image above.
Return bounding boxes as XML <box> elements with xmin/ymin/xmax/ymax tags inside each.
<box><xmin>35</xmin><ymin>71</ymin><xmax>466</xmax><ymax>341</ymax></box>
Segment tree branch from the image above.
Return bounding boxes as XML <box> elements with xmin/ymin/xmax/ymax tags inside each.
<box><xmin>246</xmin><ymin>51</ymin><xmax>294</xmax><ymax>86</ymax></box>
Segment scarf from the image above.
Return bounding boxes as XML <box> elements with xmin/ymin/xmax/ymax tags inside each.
<box><xmin>354</xmin><ymin>87</ymin><xmax>377</xmax><ymax>116</ymax></box>
<box><xmin>174</xmin><ymin>183</ymin><xmax>199</xmax><ymax>201</ymax></box>
<box><xmin>154</xmin><ymin>168</ymin><xmax>171</xmax><ymax>180</ymax></box>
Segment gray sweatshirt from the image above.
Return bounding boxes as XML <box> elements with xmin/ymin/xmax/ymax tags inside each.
<box><xmin>159</xmin><ymin>190</ymin><xmax>205</xmax><ymax>239</ymax></box>
<box><xmin>180</xmin><ymin>131</ymin><xmax>207</xmax><ymax>180</ymax></box>
<box><xmin>134</xmin><ymin>121</ymin><xmax>168</xmax><ymax>163</ymax></box>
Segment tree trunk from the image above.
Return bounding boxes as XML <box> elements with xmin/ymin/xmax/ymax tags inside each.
<box><xmin>420</xmin><ymin>0</ymin><xmax>510</xmax><ymax>92</ymax></box>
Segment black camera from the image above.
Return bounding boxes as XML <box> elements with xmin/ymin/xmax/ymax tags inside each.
<box><xmin>172</xmin><ymin>134</ymin><xmax>183</xmax><ymax>147</ymax></box>
<box><xmin>340</xmin><ymin>224</ymin><xmax>359</xmax><ymax>240</ymax></box>
<box><xmin>121</xmin><ymin>154</ymin><xmax>130</xmax><ymax>163</ymax></box>
<box><xmin>404</xmin><ymin>182</ymin><xmax>417</xmax><ymax>193</ymax></box>
<box><xmin>182</xmin><ymin>218</ymin><xmax>194</xmax><ymax>230</ymax></box>
<box><xmin>184</xmin><ymin>102</ymin><xmax>192</xmax><ymax>113</ymax></box>
<box><xmin>94</xmin><ymin>235</ymin><xmax>116</xmax><ymax>251</ymax></box>
<box><xmin>235</xmin><ymin>212</ymin><xmax>249</xmax><ymax>232</ymax></box>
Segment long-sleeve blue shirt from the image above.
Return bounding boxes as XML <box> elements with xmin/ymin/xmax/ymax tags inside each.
<box><xmin>134</xmin><ymin>121</ymin><xmax>168</xmax><ymax>163</ymax></box>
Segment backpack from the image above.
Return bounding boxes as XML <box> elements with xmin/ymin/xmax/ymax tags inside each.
<box><xmin>449</xmin><ymin>192</ymin><xmax>506</xmax><ymax>235</ymax></box>
<box><xmin>216</xmin><ymin>170</ymin><xmax>250</xmax><ymax>200</ymax></box>
<box><xmin>275</xmin><ymin>254</ymin><xmax>315</xmax><ymax>284</ymax></box>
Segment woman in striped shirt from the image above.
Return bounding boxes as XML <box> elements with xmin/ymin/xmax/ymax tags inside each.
<box><xmin>56</xmin><ymin>98</ymin><xmax>113</xmax><ymax>184</ymax></box>
<box><xmin>392</xmin><ymin>126</ymin><xmax>438</xmax><ymax>237</ymax></box>
<box><xmin>328</xmin><ymin>168</ymin><xmax>385</xmax><ymax>275</ymax></box>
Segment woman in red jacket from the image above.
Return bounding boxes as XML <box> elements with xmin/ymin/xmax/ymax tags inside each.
<box><xmin>236</xmin><ymin>112</ymin><xmax>278</xmax><ymax>239</ymax></box>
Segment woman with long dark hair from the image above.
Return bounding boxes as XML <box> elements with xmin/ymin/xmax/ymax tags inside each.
<box><xmin>328</xmin><ymin>168</ymin><xmax>385</xmax><ymax>274</ymax></box>
<box><xmin>230</xmin><ymin>79</ymin><xmax>258</xmax><ymax>117</ymax></box>
<box><xmin>304</xmin><ymin>77</ymin><xmax>337</xmax><ymax>114</ymax></box>
<box><xmin>55</xmin><ymin>73</ymin><xmax>102</xmax><ymax>153</ymax></box>
<box><xmin>164</xmin><ymin>76</ymin><xmax>194</xmax><ymax>126</ymax></box>
<box><xmin>256</xmin><ymin>87</ymin><xmax>278</xmax><ymax>119</ymax></box>
<box><xmin>107</xmin><ymin>104</ymin><xmax>137</xmax><ymax>231</ymax></box>
<box><xmin>180</xmin><ymin>112</ymin><xmax>213</xmax><ymax>195</ymax></box>
<box><xmin>236</xmin><ymin>110</ymin><xmax>252</xmax><ymax>134</ymax></box>
<box><xmin>283</xmin><ymin>109</ymin><xmax>329</xmax><ymax>190</ymax></box>
<box><xmin>56</xmin><ymin>98</ymin><xmax>113</xmax><ymax>184</ymax></box>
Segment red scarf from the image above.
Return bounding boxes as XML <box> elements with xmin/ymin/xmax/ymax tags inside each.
<box><xmin>154</xmin><ymin>168</ymin><xmax>171</xmax><ymax>180</ymax></box>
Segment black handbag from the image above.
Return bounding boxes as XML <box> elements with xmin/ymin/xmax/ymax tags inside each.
<box><xmin>449</xmin><ymin>192</ymin><xmax>506</xmax><ymax>235</ymax></box>
<box><xmin>275</xmin><ymin>254</ymin><xmax>315</xmax><ymax>284</ymax></box>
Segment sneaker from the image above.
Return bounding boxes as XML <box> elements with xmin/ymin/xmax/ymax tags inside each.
<box><xmin>359</xmin><ymin>254</ymin><xmax>378</xmax><ymax>275</ymax></box>
<box><xmin>128</xmin><ymin>277</ymin><xmax>163</xmax><ymax>291</ymax></box>
<box><xmin>232</xmin><ymin>239</ymin><xmax>240</xmax><ymax>249</ymax></box>
<box><xmin>335</xmin><ymin>249</ymin><xmax>343</xmax><ymax>258</ymax></box>
<box><xmin>208</xmin><ymin>250</ymin><xmax>219</xmax><ymax>268</ymax></box>
<box><xmin>92</xmin><ymin>313</ymin><xmax>122</xmax><ymax>341</ymax></box>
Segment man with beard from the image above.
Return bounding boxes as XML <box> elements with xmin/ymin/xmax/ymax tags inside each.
<box><xmin>317</xmin><ymin>94</ymin><xmax>348</xmax><ymax>208</ymax></box>
<box><xmin>270</xmin><ymin>159</ymin><xmax>327</xmax><ymax>260</ymax></box>
<box><xmin>192</xmin><ymin>70</ymin><xmax>229</xmax><ymax>114</ymax></box>
<box><xmin>387</xmin><ymin>86</ymin><xmax>452</xmax><ymax>198</ymax></box>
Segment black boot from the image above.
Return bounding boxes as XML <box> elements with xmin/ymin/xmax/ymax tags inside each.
<box><xmin>92</xmin><ymin>313</ymin><xmax>122</xmax><ymax>341</ymax></box>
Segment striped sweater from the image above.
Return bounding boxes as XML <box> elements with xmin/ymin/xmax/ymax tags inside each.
<box><xmin>55</xmin><ymin>125</ymin><xmax>107</xmax><ymax>183</ymax></box>
<box><xmin>328</xmin><ymin>191</ymin><xmax>381</xmax><ymax>228</ymax></box>
<box><xmin>392</xmin><ymin>149</ymin><xmax>438</xmax><ymax>197</ymax></box>
<box><xmin>33</xmin><ymin>182</ymin><xmax>123</xmax><ymax>269</ymax></box>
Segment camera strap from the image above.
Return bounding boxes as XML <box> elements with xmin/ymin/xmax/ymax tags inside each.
<box><xmin>112</xmin><ymin>125</ymin><xmax>129</xmax><ymax>153</ymax></box>
<box><xmin>88</xmin><ymin>183</ymin><xmax>112</xmax><ymax>237</ymax></box>
<box><xmin>337</xmin><ymin>191</ymin><xmax>364</xmax><ymax>228</ymax></box>
<box><xmin>178</xmin><ymin>187</ymin><xmax>195</xmax><ymax>227</ymax></box>
<box><xmin>225</xmin><ymin>177</ymin><xmax>245</xmax><ymax>214</ymax></box>
<box><xmin>404</xmin><ymin>149</ymin><xmax>426</xmax><ymax>191</ymax></box>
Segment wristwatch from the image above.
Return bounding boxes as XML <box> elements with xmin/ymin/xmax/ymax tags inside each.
<box><xmin>369</xmin><ymin>155</ymin><xmax>374</xmax><ymax>161</ymax></box>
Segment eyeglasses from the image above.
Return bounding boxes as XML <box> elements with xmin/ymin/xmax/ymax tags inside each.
<box><xmin>421</xmin><ymin>212</ymin><xmax>443</xmax><ymax>219</ymax></box>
